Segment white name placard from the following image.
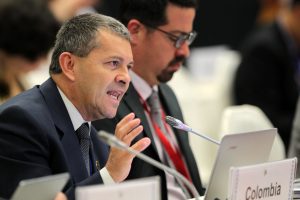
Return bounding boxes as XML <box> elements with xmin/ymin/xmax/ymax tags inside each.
<box><xmin>228</xmin><ymin>158</ymin><xmax>297</xmax><ymax>200</ymax></box>
<box><xmin>76</xmin><ymin>176</ymin><xmax>160</xmax><ymax>200</ymax></box>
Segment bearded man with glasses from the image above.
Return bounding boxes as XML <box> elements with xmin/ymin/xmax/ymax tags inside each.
<box><xmin>93</xmin><ymin>0</ymin><xmax>205</xmax><ymax>199</ymax></box>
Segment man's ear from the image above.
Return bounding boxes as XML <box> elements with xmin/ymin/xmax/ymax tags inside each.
<box><xmin>59</xmin><ymin>52</ymin><xmax>76</xmax><ymax>81</ymax></box>
<box><xmin>127</xmin><ymin>19</ymin><xmax>144</xmax><ymax>45</ymax></box>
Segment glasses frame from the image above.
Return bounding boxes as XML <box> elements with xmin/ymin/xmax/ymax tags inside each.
<box><xmin>145</xmin><ymin>25</ymin><xmax>197</xmax><ymax>48</ymax></box>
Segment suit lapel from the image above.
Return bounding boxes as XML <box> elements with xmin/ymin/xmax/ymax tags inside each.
<box><xmin>122</xmin><ymin>84</ymin><xmax>159</xmax><ymax>153</ymax></box>
<box><xmin>158</xmin><ymin>84</ymin><xmax>188</xmax><ymax>156</ymax></box>
<box><xmin>40</xmin><ymin>78</ymin><xmax>89</xmax><ymax>181</ymax></box>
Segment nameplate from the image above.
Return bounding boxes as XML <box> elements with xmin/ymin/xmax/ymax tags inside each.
<box><xmin>228</xmin><ymin>158</ymin><xmax>297</xmax><ymax>200</ymax></box>
<box><xmin>76</xmin><ymin>176</ymin><xmax>160</xmax><ymax>200</ymax></box>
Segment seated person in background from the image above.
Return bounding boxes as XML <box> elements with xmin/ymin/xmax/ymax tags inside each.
<box><xmin>93</xmin><ymin>0</ymin><xmax>205</xmax><ymax>199</ymax></box>
<box><xmin>0</xmin><ymin>0</ymin><xmax>59</xmax><ymax>103</ymax></box>
<box><xmin>24</xmin><ymin>0</ymin><xmax>100</xmax><ymax>88</ymax></box>
<box><xmin>0</xmin><ymin>13</ymin><xmax>150</xmax><ymax>200</ymax></box>
<box><xmin>255</xmin><ymin>0</ymin><xmax>281</xmax><ymax>27</ymax></box>
<box><xmin>233</xmin><ymin>0</ymin><xmax>300</xmax><ymax>153</ymax></box>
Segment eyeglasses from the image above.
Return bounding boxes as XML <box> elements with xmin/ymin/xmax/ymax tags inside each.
<box><xmin>146</xmin><ymin>25</ymin><xmax>197</xmax><ymax>48</ymax></box>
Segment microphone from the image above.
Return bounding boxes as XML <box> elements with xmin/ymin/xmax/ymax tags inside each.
<box><xmin>165</xmin><ymin>116</ymin><xmax>220</xmax><ymax>145</ymax></box>
<box><xmin>97</xmin><ymin>130</ymin><xmax>201</xmax><ymax>200</ymax></box>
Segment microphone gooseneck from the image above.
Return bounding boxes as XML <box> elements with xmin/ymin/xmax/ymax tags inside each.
<box><xmin>165</xmin><ymin>116</ymin><xmax>220</xmax><ymax>145</ymax></box>
<box><xmin>97</xmin><ymin>130</ymin><xmax>201</xmax><ymax>200</ymax></box>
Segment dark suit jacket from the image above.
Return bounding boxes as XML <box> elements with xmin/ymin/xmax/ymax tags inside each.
<box><xmin>0</xmin><ymin>78</ymin><xmax>109</xmax><ymax>200</ymax></box>
<box><xmin>234</xmin><ymin>22</ymin><xmax>299</xmax><ymax>152</ymax></box>
<box><xmin>93</xmin><ymin>83</ymin><xmax>205</xmax><ymax>199</ymax></box>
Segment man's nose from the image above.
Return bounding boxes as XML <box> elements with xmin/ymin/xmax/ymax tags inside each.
<box><xmin>116</xmin><ymin>66</ymin><xmax>131</xmax><ymax>85</ymax></box>
<box><xmin>176</xmin><ymin>41</ymin><xmax>190</xmax><ymax>58</ymax></box>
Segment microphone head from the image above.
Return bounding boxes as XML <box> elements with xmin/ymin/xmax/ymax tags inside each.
<box><xmin>167</xmin><ymin>117</ymin><xmax>220</xmax><ymax>145</ymax></box>
<box><xmin>165</xmin><ymin>116</ymin><xmax>179</xmax><ymax>127</ymax></box>
<box><xmin>165</xmin><ymin>116</ymin><xmax>192</xmax><ymax>132</ymax></box>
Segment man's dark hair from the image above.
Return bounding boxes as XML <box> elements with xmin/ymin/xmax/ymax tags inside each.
<box><xmin>293</xmin><ymin>0</ymin><xmax>300</xmax><ymax>6</ymax></box>
<box><xmin>0</xmin><ymin>0</ymin><xmax>59</xmax><ymax>61</ymax></box>
<box><xmin>119</xmin><ymin>0</ymin><xmax>198</xmax><ymax>28</ymax></box>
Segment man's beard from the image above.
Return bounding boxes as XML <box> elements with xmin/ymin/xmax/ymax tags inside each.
<box><xmin>157</xmin><ymin>56</ymin><xmax>185</xmax><ymax>83</ymax></box>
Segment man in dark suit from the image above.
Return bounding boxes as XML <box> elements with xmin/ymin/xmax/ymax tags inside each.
<box><xmin>0</xmin><ymin>13</ymin><xmax>150</xmax><ymax>200</ymax></box>
<box><xmin>93</xmin><ymin>0</ymin><xmax>205</xmax><ymax>199</ymax></box>
<box><xmin>286</xmin><ymin>0</ymin><xmax>300</xmax><ymax>176</ymax></box>
<box><xmin>233</xmin><ymin>0</ymin><xmax>300</xmax><ymax>153</ymax></box>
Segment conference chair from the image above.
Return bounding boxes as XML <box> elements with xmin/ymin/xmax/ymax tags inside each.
<box><xmin>219</xmin><ymin>104</ymin><xmax>286</xmax><ymax>161</ymax></box>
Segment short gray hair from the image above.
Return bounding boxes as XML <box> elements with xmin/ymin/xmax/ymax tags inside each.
<box><xmin>49</xmin><ymin>13</ymin><xmax>131</xmax><ymax>74</ymax></box>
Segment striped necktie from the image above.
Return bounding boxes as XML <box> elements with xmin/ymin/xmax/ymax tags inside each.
<box><xmin>76</xmin><ymin>123</ymin><xmax>90</xmax><ymax>175</ymax></box>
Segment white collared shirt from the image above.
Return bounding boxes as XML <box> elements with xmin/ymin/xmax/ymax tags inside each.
<box><xmin>58</xmin><ymin>87</ymin><xmax>90</xmax><ymax>131</ymax></box>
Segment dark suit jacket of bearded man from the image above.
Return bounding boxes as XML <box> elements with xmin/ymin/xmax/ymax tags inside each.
<box><xmin>93</xmin><ymin>83</ymin><xmax>205</xmax><ymax>200</ymax></box>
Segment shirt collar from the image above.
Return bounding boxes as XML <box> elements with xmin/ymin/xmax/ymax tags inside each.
<box><xmin>129</xmin><ymin>70</ymin><xmax>158</xmax><ymax>101</ymax></box>
<box><xmin>57</xmin><ymin>87</ymin><xmax>90</xmax><ymax>131</ymax></box>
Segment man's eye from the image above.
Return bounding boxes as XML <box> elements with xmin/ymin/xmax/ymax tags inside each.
<box><xmin>112</xmin><ymin>60</ymin><xmax>119</xmax><ymax>66</ymax></box>
<box><xmin>168</xmin><ymin>36</ymin><xmax>178</xmax><ymax>42</ymax></box>
<box><xmin>127</xmin><ymin>64</ymin><xmax>133</xmax><ymax>70</ymax></box>
<box><xmin>108</xmin><ymin>60</ymin><xmax>120</xmax><ymax>68</ymax></box>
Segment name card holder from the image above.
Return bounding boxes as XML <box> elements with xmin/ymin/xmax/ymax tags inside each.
<box><xmin>76</xmin><ymin>176</ymin><xmax>161</xmax><ymax>200</ymax></box>
<box><xmin>228</xmin><ymin>158</ymin><xmax>297</xmax><ymax>200</ymax></box>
